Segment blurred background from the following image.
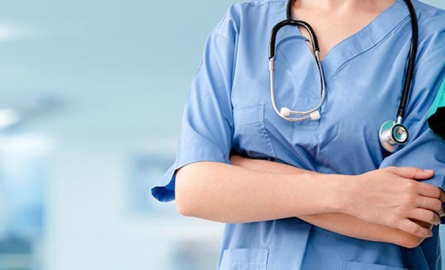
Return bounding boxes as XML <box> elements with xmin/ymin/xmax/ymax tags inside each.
<box><xmin>0</xmin><ymin>0</ymin><xmax>443</xmax><ymax>269</ymax></box>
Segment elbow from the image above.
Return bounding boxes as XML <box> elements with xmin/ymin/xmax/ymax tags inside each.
<box><xmin>175</xmin><ymin>166</ymin><xmax>199</xmax><ymax>217</ymax></box>
<box><xmin>176</xmin><ymin>199</ymin><xmax>194</xmax><ymax>217</ymax></box>
<box><xmin>176</xmin><ymin>192</ymin><xmax>195</xmax><ymax>217</ymax></box>
<box><xmin>174</xmin><ymin>161</ymin><xmax>226</xmax><ymax>221</ymax></box>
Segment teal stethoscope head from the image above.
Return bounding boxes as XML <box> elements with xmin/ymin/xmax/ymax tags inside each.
<box><xmin>269</xmin><ymin>0</ymin><xmax>418</xmax><ymax>152</ymax></box>
<box><xmin>379</xmin><ymin>119</ymin><xmax>410</xmax><ymax>153</ymax></box>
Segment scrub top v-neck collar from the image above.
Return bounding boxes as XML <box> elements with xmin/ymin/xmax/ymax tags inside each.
<box><xmin>324</xmin><ymin>0</ymin><xmax>411</xmax><ymax>80</ymax></box>
<box><xmin>276</xmin><ymin>0</ymin><xmax>411</xmax><ymax>81</ymax></box>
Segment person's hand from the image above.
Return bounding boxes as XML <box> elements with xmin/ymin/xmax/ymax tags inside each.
<box><xmin>343</xmin><ymin>167</ymin><xmax>443</xmax><ymax>238</ymax></box>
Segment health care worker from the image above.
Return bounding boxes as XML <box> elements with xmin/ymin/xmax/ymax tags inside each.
<box><xmin>152</xmin><ymin>0</ymin><xmax>445</xmax><ymax>269</ymax></box>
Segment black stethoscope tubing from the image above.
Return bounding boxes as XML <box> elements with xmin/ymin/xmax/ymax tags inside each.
<box><xmin>398</xmin><ymin>0</ymin><xmax>418</xmax><ymax>120</ymax></box>
<box><xmin>269</xmin><ymin>19</ymin><xmax>319</xmax><ymax>60</ymax></box>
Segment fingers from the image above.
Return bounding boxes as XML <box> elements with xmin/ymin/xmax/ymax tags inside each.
<box><xmin>408</xmin><ymin>194</ymin><xmax>444</xmax><ymax>226</ymax></box>
<box><xmin>384</xmin><ymin>167</ymin><xmax>443</xmax><ymax>212</ymax></box>
<box><xmin>397</xmin><ymin>219</ymin><xmax>433</xmax><ymax>238</ymax></box>
<box><xmin>408</xmin><ymin>208</ymin><xmax>441</xmax><ymax>226</ymax></box>
<box><xmin>414</xmin><ymin>220</ymin><xmax>434</xmax><ymax>230</ymax></box>
<box><xmin>417</xmin><ymin>182</ymin><xmax>443</xmax><ymax>199</ymax></box>
<box><xmin>440</xmin><ymin>189</ymin><xmax>445</xmax><ymax>202</ymax></box>
<box><xmin>416</xmin><ymin>195</ymin><xmax>443</xmax><ymax>214</ymax></box>
<box><xmin>406</xmin><ymin>188</ymin><xmax>444</xmax><ymax>225</ymax></box>
<box><xmin>384</xmin><ymin>166</ymin><xmax>434</xmax><ymax>180</ymax></box>
<box><xmin>351</xmin><ymin>167</ymin><xmax>442</xmax><ymax>237</ymax></box>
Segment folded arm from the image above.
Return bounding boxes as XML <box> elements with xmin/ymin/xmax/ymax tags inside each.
<box><xmin>229</xmin><ymin>156</ymin><xmax>443</xmax><ymax>248</ymax></box>
<box><xmin>176</xmin><ymin>157</ymin><xmax>443</xmax><ymax>248</ymax></box>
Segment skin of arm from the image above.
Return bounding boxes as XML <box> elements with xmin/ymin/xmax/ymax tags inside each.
<box><xmin>229</xmin><ymin>156</ymin><xmax>441</xmax><ymax>248</ymax></box>
<box><xmin>175</xmin><ymin>158</ymin><xmax>443</xmax><ymax>248</ymax></box>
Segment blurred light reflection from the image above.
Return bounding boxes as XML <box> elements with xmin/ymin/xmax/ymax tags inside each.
<box><xmin>0</xmin><ymin>109</ymin><xmax>20</xmax><ymax>130</ymax></box>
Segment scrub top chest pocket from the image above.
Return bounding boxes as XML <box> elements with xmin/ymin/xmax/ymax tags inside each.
<box><xmin>232</xmin><ymin>104</ymin><xmax>277</xmax><ymax>159</ymax></box>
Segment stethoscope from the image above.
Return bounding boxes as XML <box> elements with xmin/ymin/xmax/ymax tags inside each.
<box><xmin>269</xmin><ymin>0</ymin><xmax>418</xmax><ymax>153</ymax></box>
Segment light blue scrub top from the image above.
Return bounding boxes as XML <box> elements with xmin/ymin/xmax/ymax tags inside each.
<box><xmin>152</xmin><ymin>0</ymin><xmax>445</xmax><ymax>269</ymax></box>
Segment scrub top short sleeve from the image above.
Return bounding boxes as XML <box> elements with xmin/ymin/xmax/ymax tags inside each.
<box><xmin>379</xmin><ymin>48</ymin><xmax>445</xmax><ymax>196</ymax></box>
<box><xmin>151</xmin><ymin>9</ymin><xmax>237</xmax><ymax>202</ymax></box>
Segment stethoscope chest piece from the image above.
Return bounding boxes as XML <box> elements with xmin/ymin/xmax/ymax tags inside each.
<box><xmin>379</xmin><ymin>120</ymin><xmax>409</xmax><ymax>152</ymax></box>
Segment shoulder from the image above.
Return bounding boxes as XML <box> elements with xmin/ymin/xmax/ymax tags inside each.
<box><xmin>217</xmin><ymin>0</ymin><xmax>287</xmax><ymax>25</ymax></box>
<box><xmin>212</xmin><ymin>0</ymin><xmax>287</xmax><ymax>42</ymax></box>
<box><xmin>413</xmin><ymin>0</ymin><xmax>445</xmax><ymax>17</ymax></box>
<box><xmin>231</xmin><ymin>0</ymin><xmax>287</xmax><ymax>9</ymax></box>
<box><xmin>399</xmin><ymin>1</ymin><xmax>445</xmax><ymax>59</ymax></box>
<box><xmin>413</xmin><ymin>0</ymin><xmax>445</xmax><ymax>35</ymax></box>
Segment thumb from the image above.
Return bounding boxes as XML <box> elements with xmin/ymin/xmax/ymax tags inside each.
<box><xmin>384</xmin><ymin>166</ymin><xmax>435</xmax><ymax>180</ymax></box>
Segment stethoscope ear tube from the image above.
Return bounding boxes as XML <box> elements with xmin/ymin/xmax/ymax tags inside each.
<box><xmin>269</xmin><ymin>6</ymin><xmax>325</xmax><ymax>122</ymax></box>
<box><xmin>269</xmin><ymin>20</ymin><xmax>319</xmax><ymax>59</ymax></box>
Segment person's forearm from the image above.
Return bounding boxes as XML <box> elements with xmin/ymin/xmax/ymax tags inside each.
<box><xmin>175</xmin><ymin>161</ymin><xmax>342</xmax><ymax>223</ymax></box>
<box><xmin>177</xmin><ymin>157</ymin><xmax>440</xmax><ymax>240</ymax></box>
<box><xmin>230</xmin><ymin>156</ymin><xmax>432</xmax><ymax>248</ymax></box>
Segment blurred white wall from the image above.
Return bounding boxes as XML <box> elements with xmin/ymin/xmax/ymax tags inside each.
<box><xmin>0</xmin><ymin>0</ymin><xmax>237</xmax><ymax>269</ymax></box>
<box><xmin>44</xmin><ymin>141</ymin><xmax>222</xmax><ymax>270</ymax></box>
<box><xmin>35</xmin><ymin>2</ymin><xmax>240</xmax><ymax>269</ymax></box>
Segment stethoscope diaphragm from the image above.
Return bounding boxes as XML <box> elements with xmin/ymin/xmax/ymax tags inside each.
<box><xmin>379</xmin><ymin>120</ymin><xmax>409</xmax><ymax>152</ymax></box>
